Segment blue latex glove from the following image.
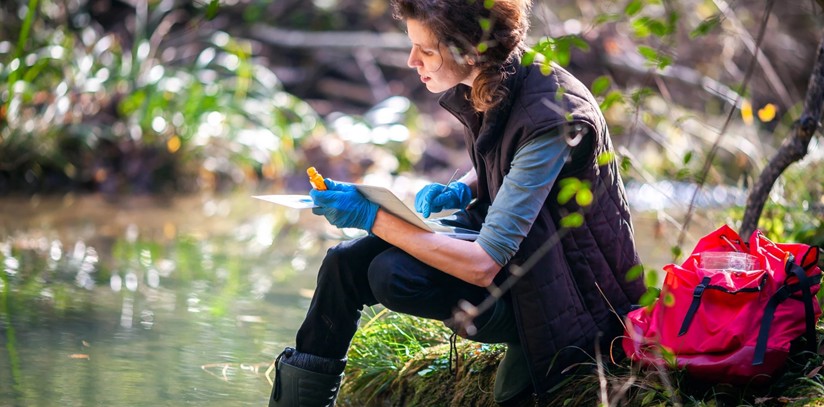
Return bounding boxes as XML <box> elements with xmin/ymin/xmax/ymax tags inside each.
<box><xmin>310</xmin><ymin>179</ymin><xmax>379</xmax><ymax>232</ymax></box>
<box><xmin>414</xmin><ymin>181</ymin><xmax>472</xmax><ymax>218</ymax></box>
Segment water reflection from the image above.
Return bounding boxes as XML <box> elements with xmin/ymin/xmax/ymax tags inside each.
<box><xmin>0</xmin><ymin>192</ymin><xmax>334</xmax><ymax>406</ymax></box>
<box><xmin>625</xmin><ymin>180</ymin><xmax>747</xmax><ymax>212</ymax></box>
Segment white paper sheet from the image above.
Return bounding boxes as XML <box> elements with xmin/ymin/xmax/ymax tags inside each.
<box><xmin>252</xmin><ymin>194</ymin><xmax>317</xmax><ymax>209</ymax></box>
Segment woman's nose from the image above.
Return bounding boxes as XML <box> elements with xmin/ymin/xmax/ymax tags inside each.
<box><xmin>407</xmin><ymin>49</ymin><xmax>421</xmax><ymax>69</ymax></box>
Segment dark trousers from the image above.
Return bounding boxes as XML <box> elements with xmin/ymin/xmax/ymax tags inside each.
<box><xmin>295</xmin><ymin>235</ymin><xmax>510</xmax><ymax>359</ymax></box>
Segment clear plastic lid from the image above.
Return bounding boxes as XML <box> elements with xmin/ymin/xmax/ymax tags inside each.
<box><xmin>699</xmin><ymin>252</ymin><xmax>759</xmax><ymax>272</ymax></box>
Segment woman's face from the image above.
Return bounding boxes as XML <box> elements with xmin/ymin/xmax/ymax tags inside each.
<box><xmin>405</xmin><ymin>19</ymin><xmax>477</xmax><ymax>93</ymax></box>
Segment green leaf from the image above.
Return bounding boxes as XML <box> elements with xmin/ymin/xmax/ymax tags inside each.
<box><xmin>638</xmin><ymin>287</ymin><xmax>660</xmax><ymax>308</ymax></box>
<box><xmin>644</xmin><ymin>268</ymin><xmax>659</xmax><ymax>288</ymax></box>
<box><xmin>599</xmin><ymin>90</ymin><xmax>624</xmax><ymax>111</ymax></box>
<box><xmin>682</xmin><ymin>150</ymin><xmax>693</xmax><ymax>165</ymax></box>
<box><xmin>620</xmin><ymin>156</ymin><xmax>632</xmax><ymax>173</ymax></box>
<box><xmin>690</xmin><ymin>14</ymin><xmax>722</xmax><ymax>39</ymax></box>
<box><xmin>591</xmin><ymin>75</ymin><xmax>611</xmax><ymax>96</ymax></box>
<box><xmin>522</xmin><ymin>49</ymin><xmax>536</xmax><ymax>66</ymax></box>
<box><xmin>557</xmin><ymin>183</ymin><xmax>578</xmax><ymax>205</ymax></box>
<box><xmin>596</xmin><ymin>151</ymin><xmax>615</xmax><ymax>166</ymax></box>
<box><xmin>560</xmin><ymin>212</ymin><xmax>584</xmax><ymax>228</ymax></box>
<box><xmin>477</xmin><ymin>42</ymin><xmax>489</xmax><ymax>53</ymax></box>
<box><xmin>566</xmin><ymin>35</ymin><xmax>590</xmax><ymax>52</ymax></box>
<box><xmin>671</xmin><ymin>245</ymin><xmax>683</xmax><ymax>261</ymax></box>
<box><xmin>559</xmin><ymin>177</ymin><xmax>581</xmax><ymax>188</ymax></box>
<box><xmin>641</xmin><ymin>389</ymin><xmax>657</xmax><ymax>406</ymax></box>
<box><xmin>631</xmin><ymin>87</ymin><xmax>653</xmax><ymax>105</ymax></box>
<box><xmin>206</xmin><ymin>0</ymin><xmax>220</xmax><ymax>20</ymax></box>
<box><xmin>632</xmin><ymin>16</ymin><xmax>675</xmax><ymax>39</ymax></box>
<box><xmin>119</xmin><ymin>90</ymin><xmax>147</xmax><ymax>116</ymax></box>
<box><xmin>631</xmin><ymin>18</ymin><xmax>652</xmax><ymax>37</ymax></box>
<box><xmin>625</xmin><ymin>264</ymin><xmax>644</xmax><ymax>281</ymax></box>
<box><xmin>555</xmin><ymin>46</ymin><xmax>571</xmax><ymax>66</ymax></box>
<box><xmin>575</xmin><ymin>187</ymin><xmax>593</xmax><ymax>207</ymax></box>
<box><xmin>532</xmin><ymin>37</ymin><xmax>552</xmax><ymax>53</ymax></box>
<box><xmin>539</xmin><ymin>61</ymin><xmax>552</xmax><ymax>76</ymax></box>
<box><xmin>593</xmin><ymin>13</ymin><xmax>623</xmax><ymax>25</ymax></box>
<box><xmin>637</xmin><ymin>45</ymin><xmax>658</xmax><ymax>61</ymax></box>
<box><xmin>649</xmin><ymin>19</ymin><xmax>669</xmax><ymax>37</ymax></box>
<box><xmin>479</xmin><ymin>18</ymin><xmax>491</xmax><ymax>32</ymax></box>
<box><xmin>660</xmin><ymin>346</ymin><xmax>677</xmax><ymax>368</ymax></box>
<box><xmin>625</xmin><ymin>0</ymin><xmax>644</xmax><ymax>17</ymax></box>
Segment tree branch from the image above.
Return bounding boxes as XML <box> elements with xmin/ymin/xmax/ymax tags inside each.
<box><xmin>739</xmin><ymin>34</ymin><xmax>824</xmax><ymax>239</ymax></box>
<box><xmin>247</xmin><ymin>25</ymin><xmax>410</xmax><ymax>50</ymax></box>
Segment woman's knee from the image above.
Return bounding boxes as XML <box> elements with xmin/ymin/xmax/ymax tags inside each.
<box><xmin>367</xmin><ymin>249</ymin><xmax>430</xmax><ymax>313</ymax></box>
<box><xmin>316</xmin><ymin>240</ymin><xmax>370</xmax><ymax>287</ymax></box>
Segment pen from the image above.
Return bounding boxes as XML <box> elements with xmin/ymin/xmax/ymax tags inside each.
<box><xmin>443</xmin><ymin>168</ymin><xmax>460</xmax><ymax>191</ymax></box>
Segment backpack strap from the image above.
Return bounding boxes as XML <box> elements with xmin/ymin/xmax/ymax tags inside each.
<box><xmin>678</xmin><ymin>275</ymin><xmax>765</xmax><ymax>337</ymax></box>
<box><xmin>753</xmin><ymin>258</ymin><xmax>820</xmax><ymax>365</ymax></box>
<box><xmin>789</xmin><ymin>260</ymin><xmax>819</xmax><ymax>356</ymax></box>
<box><xmin>678</xmin><ymin>276</ymin><xmax>711</xmax><ymax>336</ymax></box>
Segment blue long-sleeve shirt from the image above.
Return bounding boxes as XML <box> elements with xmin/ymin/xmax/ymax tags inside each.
<box><xmin>475</xmin><ymin>129</ymin><xmax>571</xmax><ymax>266</ymax></box>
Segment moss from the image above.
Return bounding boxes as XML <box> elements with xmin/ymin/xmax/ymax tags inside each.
<box><xmin>340</xmin><ymin>342</ymin><xmax>505</xmax><ymax>407</ymax></box>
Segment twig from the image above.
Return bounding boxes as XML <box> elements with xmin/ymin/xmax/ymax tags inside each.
<box><xmin>354</xmin><ymin>48</ymin><xmax>392</xmax><ymax>102</ymax></box>
<box><xmin>602</xmin><ymin>56</ymin><xmax>744</xmax><ymax>110</ymax></box>
<box><xmin>713</xmin><ymin>0</ymin><xmax>796</xmax><ymax>108</ymax></box>
<box><xmin>595</xmin><ymin>333</ymin><xmax>609</xmax><ymax>407</ymax></box>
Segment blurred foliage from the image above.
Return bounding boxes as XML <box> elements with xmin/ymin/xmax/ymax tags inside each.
<box><xmin>723</xmin><ymin>160</ymin><xmax>824</xmax><ymax>248</ymax></box>
<box><xmin>1</xmin><ymin>0</ymin><xmax>323</xmax><ymax>194</ymax></box>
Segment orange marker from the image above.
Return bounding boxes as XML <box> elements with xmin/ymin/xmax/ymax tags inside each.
<box><xmin>307</xmin><ymin>167</ymin><xmax>326</xmax><ymax>190</ymax></box>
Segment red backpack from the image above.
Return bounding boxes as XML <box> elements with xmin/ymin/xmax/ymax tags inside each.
<box><xmin>622</xmin><ymin>225</ymin><xmax>822</xmax><ymax>384</ymax></box>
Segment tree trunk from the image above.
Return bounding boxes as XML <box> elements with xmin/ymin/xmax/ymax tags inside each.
<box><xmin>739</xmin><ymin>34</ymin><xmax>824</xmax><ymax>239</ymax></box>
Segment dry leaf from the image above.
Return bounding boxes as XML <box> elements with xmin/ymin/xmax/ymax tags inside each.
<box><xmin>757</xmin><ymin>103</ymin><xmax>777</xmax><ymax>122</ymax></box>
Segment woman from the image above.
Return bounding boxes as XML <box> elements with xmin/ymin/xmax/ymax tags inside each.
<box><xmin>269</xmin><ymin>0</ymin><xmax>645</xmax><ymax>405</ymax></box>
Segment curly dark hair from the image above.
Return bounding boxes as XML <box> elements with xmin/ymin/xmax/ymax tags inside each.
<box><xmin>391</xmin><ymin>0</ymin><xmax>531</xmax><ymax>112</ymax></box>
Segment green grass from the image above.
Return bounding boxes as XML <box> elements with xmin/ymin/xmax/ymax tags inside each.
<box><xmin>341</xmin><ymin>307</ymin><xmax>454</xmax><ymax>405</ymax></box>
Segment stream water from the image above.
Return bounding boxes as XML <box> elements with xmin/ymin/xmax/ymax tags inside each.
<box><xmin>0</xmin><ymin>189</ymin><xmax>718</xmax><ymax>406</ymax></box>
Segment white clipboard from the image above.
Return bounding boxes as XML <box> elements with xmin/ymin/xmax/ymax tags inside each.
<box><xmin>254</xmin><ymin>184</ymin><xmax>479</xmax><ymax>241</ymax></box>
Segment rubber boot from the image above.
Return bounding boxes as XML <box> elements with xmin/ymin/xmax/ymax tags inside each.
<box><xmin>268</xmin><ymin>347</ymin><xmax>345</xmax><ymax>407</ymax></box>
<box><xmin>493</xmin><ymin>342</ymin><xmax>532</xmax><ymax>405</ymax></box>
<box><xmin>460</xmin><ymin>300</ymin><xmax>532</xmax><ymax>405</ymax></box>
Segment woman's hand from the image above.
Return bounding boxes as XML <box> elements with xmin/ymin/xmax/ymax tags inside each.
<box><xmin>310</xmin><ymin>179</ymin><xmax>379</xmax><ymax>232</ymax></box>
<box><xmin>414</xmin><ymin>181</ymin><xmax>471</xmax><ymax>218</ymax></box>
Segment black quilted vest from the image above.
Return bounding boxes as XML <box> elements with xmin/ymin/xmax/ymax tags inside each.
<box><xmin>439</xmin><ymin>62</ymin><xmax>646</xmax><ymax>394</ymax></box>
